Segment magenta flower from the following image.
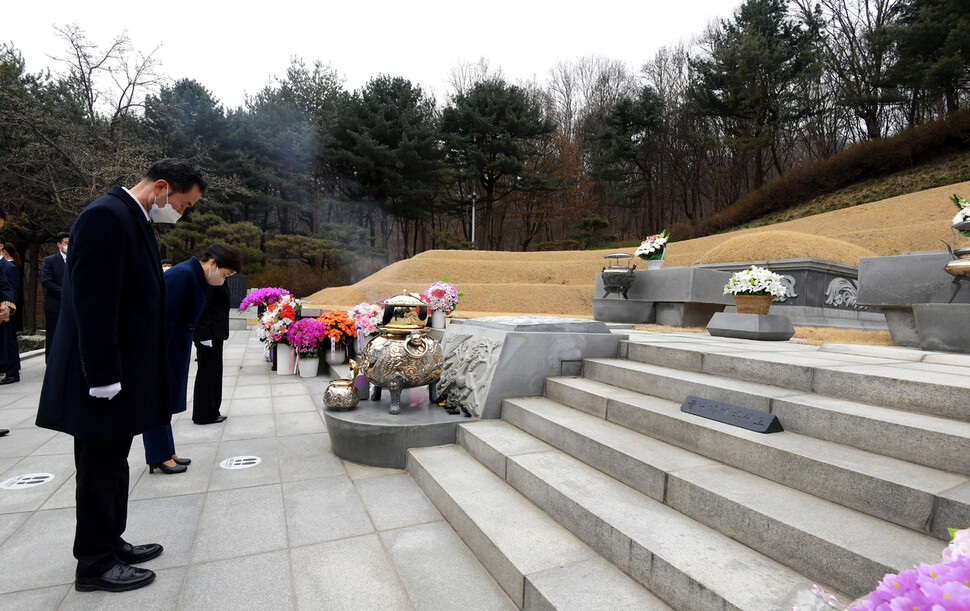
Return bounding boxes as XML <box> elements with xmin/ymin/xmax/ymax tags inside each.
<box><xmin>239</xmin><ymin>287</ymin><xmax>290</xmax><ymax>311</ymax></box>
<box><xmin>286</xmin><ymin>318</ymin><xmax>328</xmax><ymax>356</ymax></box>
<box><xmin>850</xmin><ymin>555</ymin><xmax>970</xmax><ymax>610</ymax></box>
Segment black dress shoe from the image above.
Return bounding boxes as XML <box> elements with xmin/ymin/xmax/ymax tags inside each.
<box><xmin>149</xmin><ymin>462</ymin><xmax>187</xmax><ymax>474</ymax></box>
<box><xmin>117</xmin><ymin>542</ymin><xmax>163</xmax><ymax>564</ymax></box>
<box><xmin>0</xmin><ymin>429</ymin><xmax>8</xmax><ymax>437</ymax></box>
<box><xmin>75</xmin><ymin>563</ymin><xmax>155</xmax><ymax>592</ymax></box>
<box><xmin>173</xmin><ymin>457</ymin><xmax>191</xmax><ymax>466</ymax></box>
<box><xmin>194</xmin><ymin>415</ymin><xmax>227</xmax><ymax>425</ymax></box>
<box><xmin>0</xmin><ymin>375</ymin><xmax>19</xmax><ymax>385</ymax></box>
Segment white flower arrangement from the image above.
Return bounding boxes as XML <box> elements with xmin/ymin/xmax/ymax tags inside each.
<box><xmin>952</xmin><ymin>194</ymin><xmax>970</xmax><ymax>228</ymax></box>
<box><xmin>635</xmin><ymin>231</ymin><xmax>669</xmax><ymax>260</ymax></box>
<box><xmin>723</xmin><ymin>265</ymin><xmax>787</xmax><ymax>298</ymax></box>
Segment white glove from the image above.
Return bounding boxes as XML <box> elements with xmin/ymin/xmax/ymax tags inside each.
<box><xmin>89</xmin><ymin>382</ymin><xmax>122</xmax><ymax>400</ymax></box>
<box><xmin>200</xmin><ymin>340</ymin><xmax>213</xmax><ymax>348</ymax></box>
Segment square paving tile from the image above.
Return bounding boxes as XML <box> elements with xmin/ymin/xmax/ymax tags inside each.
<box><xmin>232</xmin><ymin>384</ymin><xmax>272</xmax><ymax>400</ymax></box>
<box><xmin>274</xmin><ymin>411</ymin><xmax>326</xmax><ymax>437</ymax></box>
<box><xmin>128</xmin><ymin>443</ymin><xmax>218</xmax><ymax>501</ymax></box>
<box><xmin>0</xmin><ymin>408</ymin><xmax>39</xmax><ymax>429</ymax></box>
<box><xmin>381</xmin><ymin>521</ymin><xmax>515</xmax><ymax>611</ymax></box>
<box><xmin>226</xmin><ymin>397</ymin><xmax>274</xmax><ymax>416</ymax></box>
<box><xmin>191</xmin><ymin>484</ymin><xmax>287</xmax><ymax>564</ymax></box>
<box><xmin>0</xmin><ymin>584</ymin><xmax>70</xmax><ymax>609</ymax></box>
<box><xmin>208</xmin><ymin>437</ymin><xmax>280</xmax><ymax>491</ymax></box>
<box><xmin>282</xmin><ymin>476</ymin><xmax>373</xmax><ymax>548</ymax></box>
<box><xmin>0</xmin><ymin>506</ymin><xmax>76</xmax><ymax>593</ymax></box>
<box><xmin>277</xmin><ymin>434</ymin><xmax>345</xmax><ymax>482</ymax></box>
<box><xmin>0</xmin><ymin>428</ymin><xmax>58</xmax><ymax>459</ymax></box>
<box><xmin>0</xmin><ymin>453</ymin><xmax>76</xmax><ymax>513</ymax></box>
<box><xmin>355</xmin><ymin>474</ymin><xmax>442</xmax><ymax>532</ymax></box>
<box><xmin>221</xmin><ymin>414</ymin><xmax>276</xmax><ymax>441</ymax></box>
<box><xmin>181</xmin><ymin>550</ymin><xmax>293</xmax><ymax>611</ymax></box>
<box><xmin>291</xmin><ymin>534</ymin><xmax>412</xmax><ymax>610</ymax></box>
<box><xmin>127</xmin><ymin>493</ymin><xmax>205</xmax><ymax>570</ymax></box>
<box><xmin>0</xmin><ymin>511</ymin><xmax>29</xmax><ymax>545</ymax></box>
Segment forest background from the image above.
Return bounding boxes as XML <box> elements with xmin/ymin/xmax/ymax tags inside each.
<box><xmin>1</xmin><ymin>0</ymin><xmax>968</xmax><ymax>331</ymax></box>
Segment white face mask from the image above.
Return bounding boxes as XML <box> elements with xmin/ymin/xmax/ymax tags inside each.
<box><xmin>206</xmin><ymin>264</ymin><xmax>226</xmax><ymax>286</ymax></box>
<box><xmin>149</xmin><ymin>191</ymin><xmax>182</xmax><ymax>224</ymax></box>
<box><xmin>59</xmin><ymin>243</ymin><xmax>68</xmax><ymax>254</ymax></box>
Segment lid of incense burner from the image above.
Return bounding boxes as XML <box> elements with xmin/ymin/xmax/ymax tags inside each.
<box><xmin>603</xmin><ymin>252</ymin><xmax>635</xmax><ymax>270</ymax></box>
<box><xmin>382</xmin><ymin>291</ymin><xmax>429</xmax><ymax>329</ymax></box>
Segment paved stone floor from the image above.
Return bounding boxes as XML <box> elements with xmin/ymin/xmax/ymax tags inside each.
<box><xmin>0</xmin><ymin>329</ymin><xmax>515</xmax><ymax>610</ymax></box>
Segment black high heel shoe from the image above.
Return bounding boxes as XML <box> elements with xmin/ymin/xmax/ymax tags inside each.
<box><xmin>149</xmin><ymin>462</ymin><xmax>187</xmax><ymax>474</ymax></box>
<box><xmin>173</xmin><ymin>457</ymin><xmax>191</xmax><ymax>466</ymax></box>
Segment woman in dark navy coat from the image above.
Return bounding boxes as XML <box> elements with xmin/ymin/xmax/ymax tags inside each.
<box><xmin>0</xmin><ymin>242</ymin><xmax>23</xmax><ymax>383</ymax></box>
<box><xmin>143</xmin><ymin>243</ymin><xmax>242</xmax><ymax>473</ymax></box>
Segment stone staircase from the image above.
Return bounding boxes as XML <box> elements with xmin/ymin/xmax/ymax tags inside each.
<box><xmin>405</xmin><ymin>333</ymin><xmax>970</xmax><ymax>610</ymax></box>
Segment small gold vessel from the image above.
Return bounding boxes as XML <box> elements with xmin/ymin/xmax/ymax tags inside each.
<box><xmin>323</xmin><ymin>361</ymin><xmax>360</xmax><ymax>411</ymax></box>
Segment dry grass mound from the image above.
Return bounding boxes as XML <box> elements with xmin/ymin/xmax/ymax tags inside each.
<box><xmin>693</xmin><ymin>231</ymin><xmax>877</xmax><ymax>266</ymax></box>
<box><xmin>304</xmin><ymin>180</ymin><xmax>970</xmax><ymax>319</ymax></box>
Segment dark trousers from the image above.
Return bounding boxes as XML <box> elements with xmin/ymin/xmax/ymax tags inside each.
<box><xmin>74</xmin><ymin>436</ymin><xmax>132</xmax><ymax>577</ymax></box>
<box><xmin>142</xmin><ymin>424</ymin><xmax>175</xmax><ymax>465</ymax></box>
<box><xmin>0</xmin><ymin>318</ymin><xmax>19</xmax><ymax>375</ymax></box>
<box><xmin>45</xmin><ymin>309</ymin><xmax>58</xmax><ymax>363</ymax></box>
<box><xmin>193</xmin><ymin>339</ymin><xmax>224</xmax><ymax>423</ymax></box>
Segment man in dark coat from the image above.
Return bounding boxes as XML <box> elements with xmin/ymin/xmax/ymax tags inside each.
<box><xmin>36</xmin><ymin>159</ymin><xmax>206</xmax><ymax>593</ymax></box>
<box><xmin>41</xmin><ymin>232</ymin><xmax>69</xmax><ymax>362</ymax></box>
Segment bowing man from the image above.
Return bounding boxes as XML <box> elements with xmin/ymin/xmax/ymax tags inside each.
<box><xmin>36</xmin><ymin>159</ymin><xmax>205</xmax><ymax>593</ymax></box>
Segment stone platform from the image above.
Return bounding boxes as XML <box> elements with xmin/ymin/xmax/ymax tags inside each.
<box><xmin>319</xmin><ymin>386</ymin><xmax>467</xmax><ymax>469</ymax></box>
<box><xmin>706</xmin><ymin>311</ymin><xmax>796</xmax><ymax>341</ymax></box>
<box><xmin>593</xmin><ymin>266</ymin><xmax>732</xmax><ymax>326</ymax></box>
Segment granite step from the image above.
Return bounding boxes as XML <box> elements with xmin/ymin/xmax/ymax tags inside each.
<box><xmin>473</xmin><ymin>404</ymin><xmax>944</xmax><ymax>599</ymax></box>
<box><xmin>406</xmin><ymin>444</ymin><xmax>671</xmax><ymax>610</ymax></box>
<box><xmin>619</xmin><ymin>341</ymin><xmax>970</xmax><ymax>422</ymax></box>
<box><xmin>537</xmin><ymin>379</ymin><xmax>970</xmax><ymax>541</ymax></box>
<box><xmin>454</xmin><ymin>421</ymin><xmax>826</xmax><ymax>610</ymax></box>
<box><xmin>545</xmin><ymin>373</ymin><xmax>970</xmax><ymax>476</ymax></box>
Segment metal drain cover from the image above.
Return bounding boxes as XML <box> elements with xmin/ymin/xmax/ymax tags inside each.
<box><xmin>219</xmin><ymin>456</ymin><xmax>261</xmax><ymax>470</ymax></box>
<box><xmin>0</xmin><ymin>473</ymin><xmax>55</xmax><ymax>490</ymax></box>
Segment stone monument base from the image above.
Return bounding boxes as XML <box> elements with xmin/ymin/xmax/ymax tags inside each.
<box><xmin>706</xmin><ymin>312</ymin><xmax>795</xmax><ymax>341</ymax></box>
<box><xmin>322</xmin><ymin>388</ymin><xmax>466</xmax><ymax>469</ymax></box>
<box><xmin>914</xmin><ymin>304</ymin><xmax>970</xmax><ymax>353</ymax></box>
<box><xmin>591</xmin><ymin>299</ymin><xmax>655</xmax><ymax>324</ymax></box>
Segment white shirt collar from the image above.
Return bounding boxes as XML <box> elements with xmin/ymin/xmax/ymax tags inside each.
<box><xmin>122</xmin><ymin>186</ymin><xmax>150</xmax><ymax>221</ymax></box>
<box><xmin>61</xmin><ymin>251</ymin><xmax>67</xmax><ymax>262</ymax></box>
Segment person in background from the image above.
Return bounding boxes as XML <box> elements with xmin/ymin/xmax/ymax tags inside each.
<box><xmin>160</xmin><ymin>259</ymin><xmax>174</xmax><ymax>272</ymax></box>
<box><xmin>192</xmin><ymin>249</ymin><xmax>240</xmax><ymax>424</ymax></box>
<box><xmin>36</xmin><ymin>158</ymin><xmax>205</xmax><ymax>593</ymax></box>
<box><xmin>41</xmin><ymin>232</ymin><xmax>69</xmax><ymax>362</ymax></box>
<box><xmin>0</xmin><ymin>242</ymin><xmax>23</xmax><ymax>385</ymax></box>
<box><xmin>144</xmin><ymin>243</ymin><xmax>242</xmax><ymax>472</ymax></box>
<box><xmin>0</xmin><ymin>207</ymin><xmax>11</xmax><ymax>328</ymax></box>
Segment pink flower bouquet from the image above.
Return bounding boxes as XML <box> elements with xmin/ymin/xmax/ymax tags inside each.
<box><xmin>286</xmin><ymin>318</ymin><xmax>328</xmax><ymax>357</ymax></box>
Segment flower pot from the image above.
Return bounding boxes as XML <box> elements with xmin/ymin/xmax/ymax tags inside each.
<box><xmin>645</xmin><ymin>259</ymin><xmax>665</xmax><ymax>270</ymax></box>
<box><xmin>297</xmin><ymin>356</ymin><xmax>319</xmax><ymax>378</ymax></box>
<box><xmin>325</xmin><ymin>345</ymin><xmax>348</xmax><ymax>365</ymax></box>
<box><xmin>734</xmin><ymin>294</ymin><xmax>774</xmax><ymax>315</ymax></box>
<box><xmin>430</xmin><ymin>309</ymin><xmax>446</xmax><ymax>329</ymax></box>
<box><xmin>276</xmin><ymin>345</ymin><xmax>296</xmax><ymax>375</ymax></box>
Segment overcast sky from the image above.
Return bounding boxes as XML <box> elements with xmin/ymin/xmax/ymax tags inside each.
<box><xmin>4</xmin><ymin>1</ymin><xmax>740</xmax><ymax>109</ymax></box>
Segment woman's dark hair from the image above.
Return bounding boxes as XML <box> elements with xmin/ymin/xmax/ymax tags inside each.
<box><xmin>3</xmin><ymin>242</ymin><xmax>22</xmax><ymax>268</ymax></box>
<box><xmin>201</xmin><ymin>243</ymin><xmax>243</xmax><ymax>272</ymax></box>
<box><xmin>145</xmin><ymin>158</ymin><xmax>207</xmax><ymax>194</ymax></box>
